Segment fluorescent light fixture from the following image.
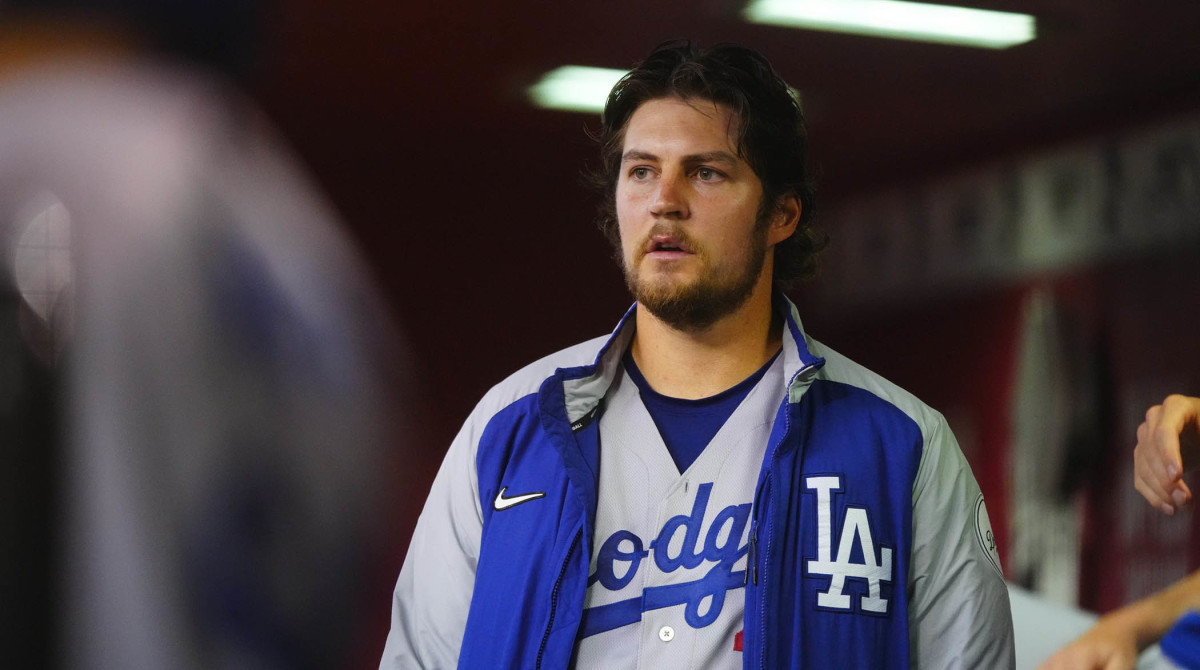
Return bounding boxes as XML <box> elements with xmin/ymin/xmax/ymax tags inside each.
<box><xmin>528</xmin><ymin>66</ymin><xmax>628</xmax><ymax>113</ymax></box>
<box><xmin>744</xmin><ymin>0</ymin><xmax>1036</xmax><ymax>49</ymax></box>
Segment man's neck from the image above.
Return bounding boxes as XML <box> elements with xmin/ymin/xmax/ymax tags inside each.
<box><xmin>629</xmin><ymin>284</ymin><xmax>782</xmax><ymax>400</ymax></box>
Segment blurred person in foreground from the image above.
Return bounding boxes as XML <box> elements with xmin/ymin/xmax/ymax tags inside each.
<box><xmin>0</xmin><ymin>2</ymin><xmax>404</xmax><ymax>669</ymax></box>
<box><xmin>1039</xmin><ymin>395</ymin><xmax>1200</xmax><ymax>670</ymax></box>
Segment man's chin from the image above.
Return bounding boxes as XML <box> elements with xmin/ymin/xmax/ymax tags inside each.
<box><xmin>632</xmin><ymin>275</ymin><xmax>691</xmax><ymax>301</ymax></box>
<box><xmin>632</xmin><ymin>281</ymin><xmax>751</xmax><ymax>332</ymax></box>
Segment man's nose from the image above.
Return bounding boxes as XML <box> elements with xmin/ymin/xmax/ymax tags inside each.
<box><xmin>649</xmin><ymin>173</ymin><xmax>689</xmax><ymax>219</ymax></box>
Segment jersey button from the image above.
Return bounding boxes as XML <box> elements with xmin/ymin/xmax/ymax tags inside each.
<box><xmin>658</xmin><ymin>626</ymin><xmax>674</xmax><ymax>642</ymax></box>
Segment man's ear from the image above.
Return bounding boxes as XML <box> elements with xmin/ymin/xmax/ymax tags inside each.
<box><xmin>767</xmin><ymin>194</ymin><xmax>801</xmax><ymax>247</ymax></box>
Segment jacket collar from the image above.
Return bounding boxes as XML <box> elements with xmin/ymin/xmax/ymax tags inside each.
<box><xmin>776</xmin><ymin>294</ymin><xmax>826</xmax><ymax>403</ymax></box>
<box><xmin>557</xmin><ymin>294</ymin><xmax>825</xmax><ymax>421</ymax></box>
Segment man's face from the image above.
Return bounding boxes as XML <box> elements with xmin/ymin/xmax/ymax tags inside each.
<box><xmin>616</xmin><ymin>96</ymin><xmax>771</xmax><ymax>331</ymax></box>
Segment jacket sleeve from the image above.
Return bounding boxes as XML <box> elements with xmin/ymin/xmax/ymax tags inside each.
<box><xmin>379</xmin><ymin>411</ymin><xmax>485</xmax><ymax>670</ymax></box>
<box><xmin>908</xmin><ymin>415</ymin><xmax>1015</xmax><ymax>669</ymax></box>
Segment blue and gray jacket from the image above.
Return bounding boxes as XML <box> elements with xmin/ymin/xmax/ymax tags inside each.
<box><xmin>381</xmin><ymin>297</ymin><xmax>1014</xmax><ymax>669</ymax></box>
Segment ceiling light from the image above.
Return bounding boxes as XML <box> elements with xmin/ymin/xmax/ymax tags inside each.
<box><xmin>528</xmin><ymin>66</ymin><xmax>628</xmax><ymax>114</ymax></box>
<box><xmin>744</xmin><ymin>0</ymin><xmax>1036</xmax><ymax>49</ymax></box>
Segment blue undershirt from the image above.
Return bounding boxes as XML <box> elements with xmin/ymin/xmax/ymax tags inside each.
<box><xmin>622</xmin><ymin>348</ymin><xmax>781</xmax><ymax>473</ymax></box>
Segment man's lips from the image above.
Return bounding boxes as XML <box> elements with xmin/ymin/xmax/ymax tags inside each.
<box><xmin>644</xmin><ymin>234</ymin><xmax>694</xmax><ymax>258</ymax></box>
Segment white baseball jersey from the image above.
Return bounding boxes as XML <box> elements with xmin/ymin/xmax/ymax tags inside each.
<box><xmin>574</xmin><ymin>355</ymin><xmax>783</xmax><ymax>668</ymax></box>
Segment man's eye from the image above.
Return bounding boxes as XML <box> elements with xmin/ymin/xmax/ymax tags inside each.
<box><xmin>630</xmin><ymin>167</ymin><xmax>651</xmax><ymax>180</ymax></box>
<box><xmin>696</xmin><ymin>167</ymin><xmax>721</xmax><ymax>181</ymax></box>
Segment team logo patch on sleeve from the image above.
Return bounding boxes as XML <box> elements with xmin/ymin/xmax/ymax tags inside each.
<box><xmin>974</xmin><ymin>493</ymin><xmax>1003</xmax><ymax>577</ymax></box>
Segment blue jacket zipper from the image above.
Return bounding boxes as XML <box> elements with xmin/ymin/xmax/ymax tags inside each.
<box><xmin>536</xmin><ymin>529</ymin><xmax>582</xmax><ymax>670</ymax></box>
<box><xmin>755</xmin><ymin>370</ymin><xmax>806</xmax><ymax>670</ymax></box>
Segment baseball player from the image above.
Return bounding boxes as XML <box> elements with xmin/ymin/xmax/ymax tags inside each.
<box><xmin>381</xmin><ymin>41</ymin><xmax>1014</xmax><ymax>669</ymax></box>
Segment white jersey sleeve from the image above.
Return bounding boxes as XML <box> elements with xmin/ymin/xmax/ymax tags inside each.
<box><xmin>908</xmin><ymin>414</ymin><xmax>1015</xmax><ymax>669</ymax></box>
<box><xmin>379</xmin><ymin>414</ymin><xmax>484</xmax><ymax>670</ymax></box>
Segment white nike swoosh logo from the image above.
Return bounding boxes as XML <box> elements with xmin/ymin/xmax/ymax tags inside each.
<box><xmin>493</xmin><ymin>486</ymin><xmax>546</xmax><ymax>511</ymax></box>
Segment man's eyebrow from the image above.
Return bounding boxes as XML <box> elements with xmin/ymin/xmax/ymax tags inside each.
<box><xmin>620</xmin><ymin>150</ymin><xmax>740</xmax><ymax>164</ymax></box>
<box><xmin>621</xmin><ymin>150</ymin><xmax>658</xmax><ymax>163</ymax></box>
<box><xmin>683</xmin><ymin>151</ymin><xmax>739</xmax><ymax>165</ymax></box>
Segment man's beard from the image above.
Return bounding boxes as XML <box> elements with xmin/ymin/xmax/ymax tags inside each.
<box><xmin>624</xmin><ymin>223</ymin><xmax>769</xmax><ymax>332</ymax></box>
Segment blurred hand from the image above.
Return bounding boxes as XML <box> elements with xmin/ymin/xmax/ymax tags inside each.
<box><xmin>1037</xmin><ymin>619</ymin><xmax>1138</xmax><ymax>670</ymax></box>
<box><xmin>1134</xmin><ymin>395</ymin><xmax>1200</xmax><ymax>515</ymax></box>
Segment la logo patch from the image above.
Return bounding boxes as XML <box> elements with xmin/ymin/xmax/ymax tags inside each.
<box><xmin>805</xmin><ymin>475</ymin><xmax>894</xmax><ymax>615</ymax></box>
